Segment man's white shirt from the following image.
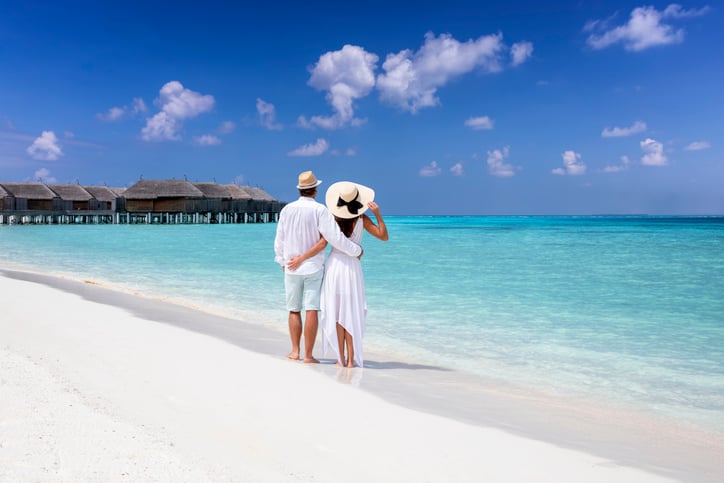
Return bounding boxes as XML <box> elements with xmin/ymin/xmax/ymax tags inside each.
<box><xmin>274</xmin><ymin>196</ymin><xmax>362</xmax><ymax>275</ymax></box>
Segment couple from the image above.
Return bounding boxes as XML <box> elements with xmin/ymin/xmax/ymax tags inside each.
<box><xmin>274</xmin><ymin>170</ymin><xmax>388</xmax><ymax>368</ymax></box>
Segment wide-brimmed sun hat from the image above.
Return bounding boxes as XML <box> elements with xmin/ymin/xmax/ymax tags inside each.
<box><xmin>325</xmin><ymin>181</ymin><xmax>375</xmax><ymax>219</ymax></box>
<box><xmin>296</xmin><ymin>170</ymin><xmax>323</xmax><ymax>189</ymax></box>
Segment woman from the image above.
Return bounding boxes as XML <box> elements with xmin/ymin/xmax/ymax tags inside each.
<box><xmin>287</xmin><ymin>181</ymin><xmax>388</xmax><ymax>367</ymax></box>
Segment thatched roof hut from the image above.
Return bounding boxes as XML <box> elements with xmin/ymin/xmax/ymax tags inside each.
<box><xmin>225</xmin><ymin>184</ymin><xmax>253</xmax><ymax>200</ymax></box>
<box><xmin>193</xmin><ymin>182</ymin><xmax>235</xmax><ymax>199</ymax></box>
<box><xmin>47</xmin><ymin>184</ymin><xmax>93</xmax><ymax>201</ymax></box>
<box><xmin>84</xmin><ymin>186</ymin><xmax>120</xmax><ymax>202</ymax></box>
<box><xmin>123</xmin><ymin>179</ymin><xmax>204</xmax><ymax>199</ymax></box>
<box><xmin>123</xmin><ymin>179</ymin><xmax>205</xmax><ymax>213</ymax></box>
<box><xmin>0</xmin><ymin>182</ymin><xmax>57</xmax><ymax>200</ymax></box>
<box><xmin>243</xmin><ymin>187</ymin><xmax>275</xmax><ymax>201</ymax></box>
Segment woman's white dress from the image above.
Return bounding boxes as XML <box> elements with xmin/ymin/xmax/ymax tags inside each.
<box><xmin>321</xmin><ymin>218</ymin><xmax>367</xmax><ymax>367</ymax></box>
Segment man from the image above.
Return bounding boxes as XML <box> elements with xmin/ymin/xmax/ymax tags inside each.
<box><xmin>274</xmin><ymin>171</ymin><xmax>362</xmax><ymax>363</ymax></box>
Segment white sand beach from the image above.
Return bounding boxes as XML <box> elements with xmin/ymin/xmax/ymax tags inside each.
<box><xmin>1</xmin><ymin>269</ymin><xmax>721</xmax><ymax>482</ymax></box>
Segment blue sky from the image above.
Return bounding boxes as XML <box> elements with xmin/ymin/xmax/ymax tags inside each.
<box><xmin>1</xmin><ymin>1</ymin><xmax>721</xmax><ymax>215</ymax></box>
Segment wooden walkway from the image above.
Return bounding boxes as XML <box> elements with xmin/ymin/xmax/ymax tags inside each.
<box><xmin>0</xmin><ymin>211</ymin><xmax>278</xmax><ymax>225</ymax></box>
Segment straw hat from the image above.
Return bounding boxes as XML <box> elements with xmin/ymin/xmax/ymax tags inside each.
<box><xmin>325</xmin><ymin>181</ymin><xmax>375</xmax><ymax>219</ymax></box>
<box><xmin>296</xmin><ymin>170</ymin><xmax>323</xmax><ymax>189</ymax></box>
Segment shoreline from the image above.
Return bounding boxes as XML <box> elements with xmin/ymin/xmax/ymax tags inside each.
<box><xmin>1</xmin><ymin>267</ymin><xmax>723</xmax><ymax>481</ymax></box>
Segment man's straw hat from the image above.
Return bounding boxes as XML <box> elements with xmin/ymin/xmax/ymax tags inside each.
<box><xmin>297</xmin><ymin>171</ymin><xmax>323</xmax><ymax>189</ymax></box>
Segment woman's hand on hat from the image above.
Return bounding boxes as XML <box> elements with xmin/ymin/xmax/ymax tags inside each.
<box><xmin>368</xmin><ymin>201</ymin><xmax>380</xmax><ymax>215</ymax></box>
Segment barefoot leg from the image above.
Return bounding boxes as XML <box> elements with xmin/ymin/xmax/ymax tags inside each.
<box><xmin>336</xmin><ymin>322</ymin><xmax>346</xmax><ymax>366</ymax></box>
<box><xmin>287</xmin><ymin>311</ymin><xmax>301</xmax><ymax>360</ymax></box>
<box><xmin>302</xmin><ymin>310</ymin><xmax>320</xmax><ymax>363</ymax></box>
<box><xmin>345</xmin><ymin>330</ymin><xmax>354</xmax><ymax>368</ymax></box>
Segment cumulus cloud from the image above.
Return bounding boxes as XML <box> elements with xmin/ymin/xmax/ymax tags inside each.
<box><xmin>27</xmin><ymin>131</ymin><xmax>63</xmax><ymax>161</ymax></box>
<box><xmin>601</xmin><ymin>120</ymin><xmax>647</xmax><ymax>137</ymax></box>
<box><xmin>640</xmin><ymin>138</ymin><xmax>668</xmax><ymax>166</ymax></box>
<box><xmin>450</xmin><ymin>162</ymin><xmax>464</xmax><ymax>176</ymax></box>
<box><xmin>141</xmin><ymin>81</ymin><xmax>215</xmax><ymax>141</ymax></box>
<box><xmin>193</xmin><ymin>135</ymin><xmax>221</xmax><ymax>146</ymax></box>
<box><xmin>218</xmin><ymin>121</ymin><xmax>236</xmax><ymax>134</ymax></box>
<box><xmin>586</xmin><ymin>4</ymin><xmax>709</xmax><ymax>51</ymax></box>
<box><xmin>510</xmin><ymin>41</ymin><xmax>533</xmax><ymax>66</ymax></box>
<box><xmin>97</xmin><ymin>97</ymin><xmax>148</xmax><ymax>122</ymax></box>
<box><xmin>256</xmin><ymin>98</ymin><xmax>282</xmax><ymax>130</ymax></box>
<box><xmin>288</xmin><ymin>138</ymin><xmax>330</xmax><ymax>157</ymax></box>
<box><xmin>34</xmin><ymin>167</ymin><xmax>56</xmax><ymax>183</ymax></box>
<box><xmin>685</xmin><ymin>140</ymin><xmax>711</xmax><ymax>151</ymax></box>
<box><xmin>465</xmin><ymin>116</ymin><xmax>494</xmax><ymax>130</ymax></box>
<box><xmin>603</xmin><ymin>155</ymin><xmax>631</xmax><ymax>173</ymax></box>
<box><xmin>487</xmin><ymin>146</ymin><xmax>516</xmax><ymax>177</ymax></box>
<box><xmin>299</xmin><ymin>45</ymin><xmax>378</xmax><ymax>130</ymax></box>
<box><xmin>377</xmin><ymin>32</ymin><xmax>507</xmax><ymax>113</ymax></box>
<box><xmin>553</xmin><ymin>150</ymin><xmax>586</xmax><ymax>175</ymax></box>
<box><xmin>420</xmin><ymin>161</ymin><xmax>442</xmax><ymax>177</ymax></box>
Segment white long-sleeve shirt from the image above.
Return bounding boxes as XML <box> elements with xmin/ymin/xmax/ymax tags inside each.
<box><xmin>274</xmin><ymin>196</ymin><xmax>362</xmax><ymax>275</ymax></box>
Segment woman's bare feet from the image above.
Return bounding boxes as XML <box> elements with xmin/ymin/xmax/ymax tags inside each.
<box><xmin>286</xmin><ymin>351</ymin><xmax>300</xmax><ymax>361</ymax></box>
<box><xmin>303</xmin><ymin>357</ymin><xmax>320</xmax><ymax>364</ymax></box>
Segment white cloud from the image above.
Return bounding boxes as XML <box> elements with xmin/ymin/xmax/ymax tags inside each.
<box><xmin>288</xmin><ymin>138</ymin><xmax>330</xmax><ymax>157</ymax></box>
<box><xmin>132</xmin><ymin>97</ymin><xmax>147</xmax><ymax>114</ymax></box>
<box><xmin>98</xmin><ymin>97</ymin><xmax>147</xmax><ymax>122</ymax></box>
<box><xmin>193</xmin><ymin>135</ymin><xmax>221</xmax><ymax>146</ymax></box>
<box><xmin>603</xmin><ymin>155</ymin><xmax>631</xmax><ymax>173</ymax></box>
<box><xmin>586</xmin><ymin>4</ymin><xmax>709</xmax><ymax>51</ymax></box>
<box><xmin>218</xmin><ymin>121</ymin><xmax>236</xmax><ymax>134</ymax></box>
<box><xmin>256</xmin><ymin>98</ymin><xmax>282</xmax><ymax>130</ymax></box>
<box><xmin>34</xmin><ymin>167</ymin><xmax>56</xmax><ymax>183</ymax></box>
<box><xmin>450</xmin><ymin>162</ymin><xmax>464</xmax><ymax>176</ymax></box>
<box><xmin>685</xmin><ymin>140</ymin><xmax>711</xmax><ymax>151</ymax></box>
<box><xmin>141</xmin><ymin>112</ymin><xmax>181</xmax><ymax>141</ymax></box>
<box><xmin>141</xmin><ymin>81</ymin><xmax>215</xmax><ymax>141</ymax></box>
<box><xmin>601</xmin><ymin>120</ymin><xmax>647</xmax><ymax>137</ymax></box>
<box><xmin>97</xmin><ymin>106</ymin><xmax>126</xmax><ymax>122</ymax></box>
<box><xmin>640</xmin><ymin>138</ymin><xmax>668</xmax><ymax>166</ymax></box>
<box><xmin>346</xmin><ymin>148</ymin><xmax>356</xmax><ymax>156</ymax></box>
<box><xmin>465</xmin><ymin>116</ymin><xmax>494</xmax><ymax>130</ymax></box>
<box><xmin>487</xmin><ymin>146</ymin><xmax>516</xmax><ymax>177</ymax></box>
<box><xmin>420</xmin><ymin>160</ymin><xmax>442</xmax><ymax>177</ymax></box>
<box><xmin>377</xmin><ymin>32</ymin><xmax>505</xmax><ymax>113</ymax></box>
<box><xmin>64</xmin><ymin>131</ymin><xmax>75</xmax><ymax>139</ymax></box>
<box><xmin>299</xmin><ymin>45</ymin><xmax>378</xmax><ymax>130</ymax></box>
<box><xmin>510</xmin><ymin>41</ymin><xmax>533</xmax><ymax>66</ymax></box>
<box><xmin>27</xmin><ymin>131</ymin><xmax>63</xmax><ymax>161</ymax></box>
<box><xmin>553</xmin><ymin>150</ymin><xmax>586</xmax><ymax>175</ymax></box>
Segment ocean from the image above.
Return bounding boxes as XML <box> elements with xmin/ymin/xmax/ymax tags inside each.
<box><xmin>2</xmin><ymin>216</ymin><xmax>723</xmax><ymax>434</ymax></box>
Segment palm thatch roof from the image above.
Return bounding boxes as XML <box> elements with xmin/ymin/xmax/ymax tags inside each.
<box><xmin>243</xmin><ymin>187</ymin><xmax>275</xmax><ymax>201</ymax></box>
<box><xmin>0</xmin><ymin>185</ymin><xmax>8</xmax><ymax>197</ymax></box>
<box><xmin>193</xmin><ymin>182</ymin><xmax>235</xmax><ymax>198</ymax></box>
<box><xmin>47</xmin><ymin>184</ymin><xmax>93</xmax><ymax>201</ymax></box>
<box><xmin>123</xmin><ymin>180</ymin><xmax>204</xmax><ymax>199</ymax></box>
<box><xmin>224</xmin><ymin>184</ymin><xmax>252</xmax><ymax>200</ymax></box>
<box><xmin>0</xmin><ymin>183</ymin><xmax>57</xmax><ymax>200</ymax></box>
<box><xmin>84</xmin><ymin>186</ymin><xmax>120</xmax><ymax>202</ymax></box>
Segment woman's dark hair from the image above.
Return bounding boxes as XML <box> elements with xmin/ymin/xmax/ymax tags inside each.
<box><xmin>335</xmin><ymin>216</ymin><xmax>359</xmax><ymax>238</ymax></box>
<box><xmin>299</xmin><ymin>187</ymin><xmax>317</xmax><ymax>197</ymax></box>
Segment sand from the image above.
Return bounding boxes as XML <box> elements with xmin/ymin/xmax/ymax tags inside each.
<box><xmin>1</xmin><ymin>269</ymin><xmax>721</xmax><ymax>482</ymax></box>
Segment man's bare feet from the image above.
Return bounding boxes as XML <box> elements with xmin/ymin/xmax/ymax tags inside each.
<box><xmin>287</xmin><ymin>352</ymin><xmax>300</xmax><ymax>361</ymax></box>
<box><xmin>303</xmin><ymin>357</ymin><xmax>320</xmax><ymax>364</ymax></box>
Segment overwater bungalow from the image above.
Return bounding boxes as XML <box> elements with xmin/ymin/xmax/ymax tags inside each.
<box><xmin>0</xmin><ymin>179</ymin><xmax>283</xmax><ymax>225</ymax></box>
<box><xmin>47</xmin><ymin>184</ymin><xmax>93</xmax><ymax>211</ymax></box>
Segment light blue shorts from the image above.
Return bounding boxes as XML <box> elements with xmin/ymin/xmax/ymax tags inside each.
<box><xmin>284</xmin><ymin>269</ymin><xmax>323</xmax><ymax>312</ymax></box>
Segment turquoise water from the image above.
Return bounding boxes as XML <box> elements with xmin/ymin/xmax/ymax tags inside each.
<box><xmin>2</xmin><ymin>216</ymin><xmax>723</xmax><ymax>432</ymax></box>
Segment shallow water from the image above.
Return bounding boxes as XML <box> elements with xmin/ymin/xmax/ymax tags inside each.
<box><xmin>2</xmin><ymin>216</ymin><xmax>723</xmax><ymax>433</ymax></box>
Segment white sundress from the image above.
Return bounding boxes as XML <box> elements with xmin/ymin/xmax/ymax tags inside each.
<box><xmin>321</xmin><ymin>219</ymin><xmax>367</xmax><ymax>367</ymax></box>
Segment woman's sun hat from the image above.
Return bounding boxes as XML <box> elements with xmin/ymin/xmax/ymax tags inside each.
<box><xmin>297</xmin><ymin>170</ymin><xmax>323</xmax><ymax>189</ymax></box>
<box><xmin>325</xmin><ymin>181</ymin><xmax>375</xmax><ymax>219</ymax></box>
